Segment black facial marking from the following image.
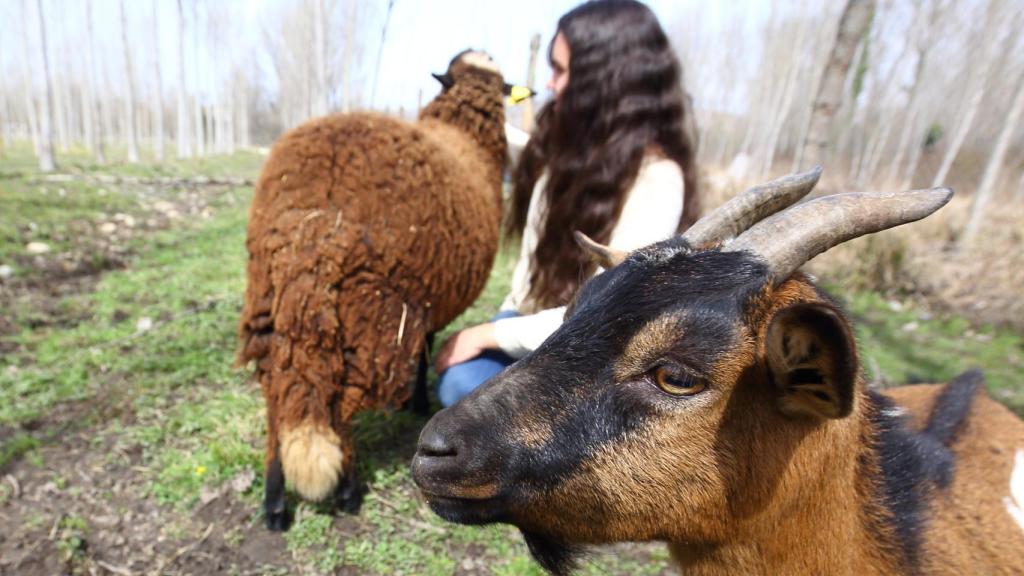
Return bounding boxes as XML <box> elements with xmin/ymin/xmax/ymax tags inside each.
<box><xmin>507</xmin><ymin>244</ymin><xmax>771</xmax><ymax>490</ymax></box>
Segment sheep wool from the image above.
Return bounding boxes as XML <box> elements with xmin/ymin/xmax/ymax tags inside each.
<box><xmin>237</xmin><ymin>51</ymin><xmax>508</xmax><ymax>516</ymax></box>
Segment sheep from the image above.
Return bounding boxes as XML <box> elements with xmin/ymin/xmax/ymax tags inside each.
<box><xmin>237</xmin><ymin>50</ymin><xmax>511</xmax><ymax>530</ymax></box>
<box><xmin>412</xmin><ymin>169</ymin><xmax>1024</xmax><ymax>575</ymax></box>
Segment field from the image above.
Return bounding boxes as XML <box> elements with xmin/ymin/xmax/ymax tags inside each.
<box><xmin>1</xmin><ymin>145</ymin><xmax>1021</xmax><ymax>575</ymax></box>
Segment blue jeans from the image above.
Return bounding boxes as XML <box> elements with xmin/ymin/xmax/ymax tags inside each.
<box><xmin>437</xmin><ymin>310</ymin><xmax>518</xmax><ymax>408</ymax></box>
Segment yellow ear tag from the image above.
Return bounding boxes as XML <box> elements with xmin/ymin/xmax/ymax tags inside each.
<box><xmin>508</xmin><ymin>85</ymin><xmax>533</xmax><ymax>105</ymax></box>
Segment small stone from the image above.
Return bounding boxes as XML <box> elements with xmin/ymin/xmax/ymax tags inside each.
<box><xmin>901</xmin><ymin>321</ymin><xmax>918</xmax><ymax>332</ymax></box>
<box><xmin>199</xmin><ymin>485</ymin><xmax>221</xmax><ymax>505</ymax></box>
<box><xmin>99</xmin><ymin>222</ymin><xmax>117</xmax><ymax>234</ymax></box>
<box><xmin>230</xmin><ymin>469</ymin><xmax>255</xmax><ymax>494</ymax></box>
<box><xmin>136</xmin><ymin>317</ymin><xmax>154</xmax><ymax>333</ymax></box>
<box><xmin>0</xmin><ymin>265</ymin><xmax>12</xmax><ymax>279</ymax></box>
<box><xmin>25</xmin><ymin>242</ymin><xmax>50</xmax><ymax>254</ymax></box>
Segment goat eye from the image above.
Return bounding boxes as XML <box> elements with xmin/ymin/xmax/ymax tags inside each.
<box><xmin>651</xmin><ymin>365</ymin><xmax>705</xmax><ymax>396</ymax></box>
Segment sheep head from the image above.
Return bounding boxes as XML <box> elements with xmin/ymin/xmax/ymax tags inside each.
<box><xmin>412</xmin><ymin>171</ymin><xmax>952</xmax><ymax>574</ymax></box>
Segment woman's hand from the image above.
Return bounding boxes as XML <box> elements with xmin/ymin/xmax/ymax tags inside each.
<box><xmin>434</xmin><ymin>323</ymin><xmax>498</xmax><ymax>373</ymax></box>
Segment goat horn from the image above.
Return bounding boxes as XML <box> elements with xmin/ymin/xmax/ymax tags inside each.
<box><xmin>682</xmin><ymin>167</ymin><xmax>822</xmax><ymax>248</ymax></box>
<box><xmin>574</xmin><ymin>231</ymin><xmax>628</xmax><ymax>270</ymax></box>
<box><xmin>726</xmin><ymin>188</ymin><xmax>953</xmax><ymax>285</ymax></box>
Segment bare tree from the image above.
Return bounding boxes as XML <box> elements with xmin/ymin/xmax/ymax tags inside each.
<box><xmin>797</xmin><ymin>0</ymin><xmax>875</xmax><ymax>170</ymax></box>
<box><xmin>192</xmin><ymin>0</ymin><xmax>205</xmax><ymax>157</ymax></box>
<box><xmin>370</xmin><ymin>0</ymin><xmax>395</xmax><ymax>109</ymax></box>
<box><xmin>313</xmin><ymin>0</ymin><xmax>328</xmax><ymax>117</ymax></box>
<box><xmin>522</xmin><ymin>33</ymin><xmax>541</xmax><ymax>132</ymax></box>
<box><xmin>340</xmin><ymin>0</ymin><xmax>358</xmax><ymax>113</ymax></box>
<box><xmin>84</xmin><ymin>0</ymin><xmax>106</xmax><ymax>163</ymax></box>
<box><xmin>120</xmin><ymin>0</ymin><xmax>140</xmax><ymax>163</ymax></box>
<box><xmin>32</xmin><ymin>0</ymin><xmax>57</xmax><ymax>171</ymax></box>
<box><xmin>961</xmin><ymin>65</ymin><xmax>1024</xmax><ymax>245</ymax></box>
<box><xmin>931</xmin><ymin>0</ymin><xmax>1009</xmax><ymax>187</ymax></box>
<box><xmin>175</xmin><ymin>0</ymin><xmax>191</xmax><ymax>158</ymax></box>
<box><xmin>151</xmin><ymin>0</ymin><xmax>165</xmax><ymax>162</ymax></box>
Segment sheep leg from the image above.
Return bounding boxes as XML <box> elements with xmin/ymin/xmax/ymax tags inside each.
<box><xmin>264</xmin><ymin>455</ymin><xmax>291</xmax><ymax>531</ymax></box>
<box><xmin>332</xmin><ymin>464</ymin><xmax>364</xmax><ymax>514</ymax></box>
<box><xmin>411</xmin><ymin>332</ymin><xmax>436</xmax><ymax>416</ymax></box>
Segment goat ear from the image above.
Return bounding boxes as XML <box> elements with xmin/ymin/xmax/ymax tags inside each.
<box><xmin>765</xmin><ymin>303</ymin><xmax>858</xmax><ymax>420</ymax></box>
<box><xmin>432</xmin><ymin>72</ymin><xmax>454</xmax><ymax>89</ymax></box>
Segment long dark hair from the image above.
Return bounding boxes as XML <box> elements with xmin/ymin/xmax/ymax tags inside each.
<box><xmin>507</xmin><ymin>0</ymin><xmax>699</xmax><ymax>310</ymax></box>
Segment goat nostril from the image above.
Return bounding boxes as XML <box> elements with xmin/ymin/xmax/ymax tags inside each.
<box><xmin>418</xmin><ymin>428</ymin><xmax>457</xmax><ymax>458</ymax></box>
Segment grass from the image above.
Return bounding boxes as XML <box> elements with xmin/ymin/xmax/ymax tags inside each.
<box><xmin>1</xmin><ymin>145</ymin><xmax>1021</xmax><ymax>574</ymax></box>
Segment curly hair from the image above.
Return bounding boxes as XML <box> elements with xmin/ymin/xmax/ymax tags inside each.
<box><xmin>507</xmin><ymin>0</ymin><xmax>699</xmax><ymax>310</ymax></box>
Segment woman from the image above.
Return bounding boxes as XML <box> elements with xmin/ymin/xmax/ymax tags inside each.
<box><xmin>435</xmin><ymin>0</ymin><xmax>700</xmax><ymax>407</ymax></box>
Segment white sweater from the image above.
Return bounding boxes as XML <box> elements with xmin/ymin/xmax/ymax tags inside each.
<box><xmin>493</xmin><ymin>125</ymin><xmax>684</xmax><ymax>358</ymax></box>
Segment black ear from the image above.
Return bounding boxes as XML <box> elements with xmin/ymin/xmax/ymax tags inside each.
<box><xmin>765</xmin><ymin>303</ymin><xmax>858</xmax><ymax>420</ymax></box>
<box><xmin>432</xmin><ymin>72</ymin><xmax>454</xmax><ymax>89</ymax></box>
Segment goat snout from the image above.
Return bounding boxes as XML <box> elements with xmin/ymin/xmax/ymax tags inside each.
<box><xmin>412</xmin><ymin>410</ymin><xmax>506</xmax><ymax>503</ymax></box>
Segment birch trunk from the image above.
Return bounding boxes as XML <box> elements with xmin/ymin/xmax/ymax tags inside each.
<box><xmin>174</xmin><ymin>0</ymin><xmax>191</xmax><ymax>158</ymax></box>
<box><xmin>797</xmin><ymin>0</ymin><xmax>875</xmax><ymax>170</ymax></box>
<box><xmin>340</xmin><ymin>0</ymin><xmax>356</xmax><ymax>113</ymax></box>
<box><xmin>192</xmin><ymin>1</ymin><xmax>205</xmax><ymax>157</ymax></box>
<box><xmin>34</xmin><ymin>0</ymin><xmax>57</xmax><ymax>172</ymax></box>
<box><xmin>961</xmin><ymin>67</ymin><xmax>1024</xmax><ymax>245</ymax></box>
<box><xmin>151</xmin><ymin>0</ymin><xmax>165</xmax><ymax>162</ymax></box>
<box><xmin>120</xmin><ymin>0</ymin><xmax>140</xmax><ymax>163</ymax></box>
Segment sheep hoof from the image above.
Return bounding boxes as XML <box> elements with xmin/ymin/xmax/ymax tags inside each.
<box><xmin>334</xmin><ymin>469</ymin><xmax>364</xmax><ymax>514</ymax></box>
<box><xmin>264</xmin><ymin>457</ymin><xmax>292</xmax><ymax>531</ymax></box>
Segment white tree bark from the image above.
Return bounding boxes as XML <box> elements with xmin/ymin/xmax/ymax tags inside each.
<box><xmin>174</xmin><ymin>0</ymin><xmax>191</xmax><ymax>158</ymax></box>
<box><xmin>932</xmin><ymin>0</ymin><xmax>1004</xmax><ymax>187</ymax></box>
<box><xmin>962</xmin><ymin>66</ymin><xmax>1024</xmax><ymax>245</ymax></box>
<box><xmin>313</xmin><ymin>0</ymin><xmax>328</xmax><ymax>116</ymax></box>
<box><xmin>369</xmin><ymin>0</ymin><xmax>395</xmax><ymax>109</ymax></box>
<box><xmin>151</xmin><ymin>0</ymin><xmax>165</xmax><ymax>162</ymax></box>
<box><xmin>192</xmin><ymin>0</ymin><xmax>205</xmax><ymax>157</ymax></box>
<box><xmin>340</xmin><ymin>0</ymin><xmax>357</xmax><ymax>113</ymax></box>
<box><xmin>120</xmin><ymin>0</ymin><xmax>140</xmax><ymax>163</ymax></box>
<box><xmin>797</xmin><ymin>0</ymin><xmax>875</xmax><ymax>171</ymax></box>
<box><xmin>33</xmin><ymin>0</ymin><xmax>57</xmax><ymax>172</ymax></box>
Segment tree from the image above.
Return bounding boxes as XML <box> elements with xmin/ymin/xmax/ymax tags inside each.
<box><xmin>120</xmin><ymin>0</ymin><xmax>140</xmax><ymax>163</ymax></box>
<box><xmin>32</xmin><ymin>0</ymin><xmax>57</xmax><ymax>172</ymax></box>
<box><xmin>175</xmin><ymin>0</ymin><xmax>191</xmax><ymax>158</ymax></box>
<box><xmin>151</xmin><ymin>0</ymin><xmax>165</xmax><ymax>162</ymax></box>
<box><xmin>961</xmin><ymin>65</ymin><xmax>1024</xmax><ymax>245</ymax></box>
<box><xmin>796</xmin><ymin>0</ymin><xmax>875</xmax><ymax>171</ymax></box>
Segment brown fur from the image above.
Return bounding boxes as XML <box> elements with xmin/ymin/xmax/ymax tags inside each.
<box><xmin>238</xmin><ymin>55</ymin><xmax>507</xmax><ymax>502</ymax></box>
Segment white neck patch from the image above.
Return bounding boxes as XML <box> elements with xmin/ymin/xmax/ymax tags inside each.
<box><xmin>460</xmin><ymin>52</ymin><xmax>501</xmax><ymax>75</ymax></box>
<box><xmin>1005</xmin><ymin>449</ymin><xmax>1024</xmax><ymax>531</ymax></box>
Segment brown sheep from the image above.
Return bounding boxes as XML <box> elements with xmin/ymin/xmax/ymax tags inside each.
<box><xmin>412</xmin><ymin>169</ymin><xmax>1024</xmax><ymax>574</ymax></box>
<box><xmin>238</xmin><ymin>50</ymin><xmax>510</xmax><ymax>530</ymax></box>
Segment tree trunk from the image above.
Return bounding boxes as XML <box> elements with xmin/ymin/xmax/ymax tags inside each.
<box><xmin>175</xmin><ymin>0</ymin><xmax>191</xmax><ymax>159</ymax></box>
<box><xmin>797</xmin><ymin>0</ymin><xmax>875</xmax><ymax>171</ymax></box>
<box><xmin>522</xmin><ymin>33</ymin><xmax>541</xmax><ymax>132</ymax></box>
<box><xmin>761</xmin><ymin>17</ymin><xmax>810</xmax><ymax>179</ymax></box>
<box><xmin>369</xmin><ymin>0</ymin><xmax>395</xmax><ymax>109</ymax></box>
<box><xmin>151</xmin><ymin>0</ymin><xmax>165</xmax><ymax>162</ymax></box>
<box><xmin>931</xmin><ymin>2</ymin><xmax>1003</xmax><ymax>188</ymax></box>
<box><xmin>85</xmin><ymin>0</ymin><xmax>106</xmax><ymax>164</ymax></box>
<box><xmin>313</xmin><ymin>0</ymin><xmax>328</xmax><ymax>117</ymax></box>
<box><xmin>33</xmin><ymin>0</ymin><xmax>57</xmax><ymax>172</ymax></box>
<box><xmin>961</xmin><ymin>67</ymin><xmax>1024</xmax><ymax>245</ymax></box>
<box><xmin>120</xmin><ymin>0</ymin><xmax>140</xmax><ymax>163</ymax></box>
<box><xmin>192</xmin><ymin>1</ymin><xmax>205</xmax><ymax>157</ymax></box>
<box><xmin>340</xmin><ymin>0</ymin><xmax>357</xmax><ymax>113</ymax></box>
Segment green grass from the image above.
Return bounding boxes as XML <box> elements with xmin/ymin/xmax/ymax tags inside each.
<box><xmin>1</xmin><ymin>146</ymin><xmax>1021</xmax><ymax>574</ymax></box>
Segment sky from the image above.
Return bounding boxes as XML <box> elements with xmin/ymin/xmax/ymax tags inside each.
<box><xmin>0</xmin><ymin>0</ymin><xmax>772</xmax><ymax>114</ymax></box>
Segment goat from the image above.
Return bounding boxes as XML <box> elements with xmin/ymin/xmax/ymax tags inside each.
<box><xmin>411</xmin><ymin>168</ymin><xmax>1024</xmax><ymax>574</ymax></box>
